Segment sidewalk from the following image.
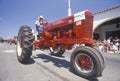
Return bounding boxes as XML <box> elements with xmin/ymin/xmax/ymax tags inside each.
<box><xmin>104</xmin><ymin>50</ymin><xmax>120</xmax><ymax>54</ymax></box>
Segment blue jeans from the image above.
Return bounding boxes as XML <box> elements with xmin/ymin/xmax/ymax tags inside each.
<box><xmin>36</xmin><ymin>26</ymin><xmax>43</xmax><ymax>33</ymax></box>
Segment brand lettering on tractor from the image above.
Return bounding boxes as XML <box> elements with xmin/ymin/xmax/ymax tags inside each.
<box><xmin>74</xmin><ymin>11</ymin><xmax>85</xmax><ymax>22</ymax></box>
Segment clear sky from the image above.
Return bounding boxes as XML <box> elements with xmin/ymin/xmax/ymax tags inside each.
<box><xmin>0</xmin><ymin>0</ymin><xmax>120</xmax><ymax>38</ymax></box>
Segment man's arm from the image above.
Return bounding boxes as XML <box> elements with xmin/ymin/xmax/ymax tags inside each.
<box><xmin>35</xmin><ymin>20</ymin><xmax>40</xmax><ymax>26</ymax></box>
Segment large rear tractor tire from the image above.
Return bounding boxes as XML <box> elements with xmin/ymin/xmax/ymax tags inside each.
<box><xmin>49</xmin><ymin>47</ymin><xmax>65</xmax><ymax>57</ymax></box>
<box><xmin>16</xmin><ymin>25</ymin><xmax>34</xmax><ymax>64</ymax></box>
<box><xmin>70</xmin><ymin>46</ymin><xmax>105</xmax><ymax>79</ymax></box>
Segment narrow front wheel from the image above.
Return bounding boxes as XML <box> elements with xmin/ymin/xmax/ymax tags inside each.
<box><xmin>49</xmin><ymin>47</ymin><xmax>65</xmax><ymax>57</ymax></box>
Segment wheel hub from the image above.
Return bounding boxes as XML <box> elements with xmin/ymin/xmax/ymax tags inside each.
<box><xmin>78</xmin><ymin>55</ymin><xmax>92</xmax><ymax>70</ymax></box>
<box><xmin>75</xmin><ymin>53</ymin><xmax>94</xmax><ymax>73</ymax></box>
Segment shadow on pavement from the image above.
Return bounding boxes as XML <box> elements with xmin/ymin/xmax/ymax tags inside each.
<box><xmin>21</xmin><ymin>58</ymin><xmax>35</xmax><ymax>65</ymax></box>
<box><xmin>33</xmin><ymin>54</ymin><xmax>71</xmax><ymax>69</ymax></box>
<box><xmin>28</xmin><ymin>58</ymin><xmax>35</xmax><ymax>64</ymax></box>
<box><xmin>33</xmin><ymin>53</ymin><xmax>99</xmax><ymax>81</ymax></box>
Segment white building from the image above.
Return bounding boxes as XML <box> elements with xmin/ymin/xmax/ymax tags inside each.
<box><xmin>93</xmin><ymin>5</ymin><xmax>120</xmax><ymax>40</ymax></box>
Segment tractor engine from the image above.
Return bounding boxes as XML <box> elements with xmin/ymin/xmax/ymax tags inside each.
<box><xmin>34</xmin><ymin>10</ymin><xmax>94</xmax><ymax>50</ymax></box>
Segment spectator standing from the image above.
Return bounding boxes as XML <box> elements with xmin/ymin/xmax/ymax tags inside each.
<box><xmin>113</xmin><ymin>37</ymin><xmax>119</xmax><ymax>51</ymax></box>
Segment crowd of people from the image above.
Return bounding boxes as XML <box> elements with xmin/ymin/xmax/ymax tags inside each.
<box><xmin>94</xmin><ymin>37</ymin><xmax>120</xmax><ymax>54</ymax></box>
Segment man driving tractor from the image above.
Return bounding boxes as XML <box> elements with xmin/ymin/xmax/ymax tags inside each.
<box><xmin>35</xmin><ymin>16</ymin><xmax>44</xmax><ymax>39</ymax></box>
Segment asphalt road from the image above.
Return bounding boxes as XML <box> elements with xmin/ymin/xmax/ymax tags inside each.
<box><xmin>0</xmin><ymin>43</ymin><xmax>120</xmax><ymax>81</ymax></box>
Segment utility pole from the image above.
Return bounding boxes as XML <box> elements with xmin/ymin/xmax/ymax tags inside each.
<box><xmin>67</xmin><ymin>0</ymin><xmax>72</xmax><ymax>16</ymax></box>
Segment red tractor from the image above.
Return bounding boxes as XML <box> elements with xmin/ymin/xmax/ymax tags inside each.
<box><xmin>10</xmin><ymin>38</ymin><xmax>17</xmax><ymax>45</ymax></box>
<box><xmin>16</xmin><ymin>10</ymin><xmax>105</xmax><ymax>79</ymax></box>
